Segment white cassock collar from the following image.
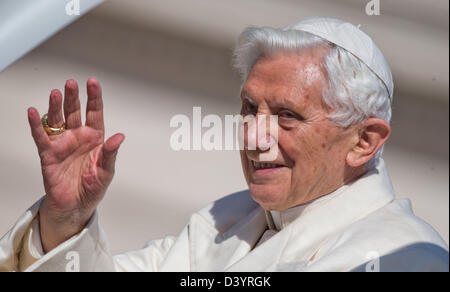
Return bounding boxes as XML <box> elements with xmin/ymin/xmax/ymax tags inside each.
<box><xmin>266</xmin><ymin>204</ymin><xmax>309</xmax><ymax>231</ymax></box>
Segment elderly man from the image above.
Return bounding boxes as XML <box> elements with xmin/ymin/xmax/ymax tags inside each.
<box><xmin>0</xmin><ymin>17</ymin><xmax>448</xmax><ymax>272</ymax></box>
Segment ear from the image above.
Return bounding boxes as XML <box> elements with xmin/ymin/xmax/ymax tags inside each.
<box><xmin>346</xmin><ymin>118</ymin><xmax>391</xmax><ymax>167</ymax></box>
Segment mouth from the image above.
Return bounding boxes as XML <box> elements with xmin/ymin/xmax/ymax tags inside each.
<box><xmin>251</xmin><ymin>160</ymin><xmax>287</xmax><ymax>174</ymax></box>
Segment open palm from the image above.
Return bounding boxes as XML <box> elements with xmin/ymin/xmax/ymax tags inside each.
<box><xmin>27</xmin><ymin>78</ymin><xmax>124</xmax><ymax>251</ymax></box>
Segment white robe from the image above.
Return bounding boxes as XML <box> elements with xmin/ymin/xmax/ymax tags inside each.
<box><xmin>0</xmin><ymin>159</ymin><xmax>448</xmax><ymax>271</ymax></box>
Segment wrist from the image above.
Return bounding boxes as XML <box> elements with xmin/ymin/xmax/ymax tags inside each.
<box><xmin>38</xmin><ymin>200</ymin><xmax>95</xmax><ymax>253</ymax></box>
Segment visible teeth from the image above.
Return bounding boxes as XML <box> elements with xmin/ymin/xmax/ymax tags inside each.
<box><xmin>252</xmin><ymin>161</ymin><xmax>279</xmax><ymax>169</ymax></box>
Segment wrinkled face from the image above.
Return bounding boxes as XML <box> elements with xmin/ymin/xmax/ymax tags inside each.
<box><xmin>240</xmin><ymin>48</ymin><xmax>358</xmax><ymax>211</ymax></box>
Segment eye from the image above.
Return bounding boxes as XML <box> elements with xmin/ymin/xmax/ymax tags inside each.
<box><xmin>278</xmin><ymin>110</ymin><xmax>298</xmax><ymax>119</ymax></box>
<box><xmin>242</xmin><ymin>100</ymin><xmax>258</xmax><ymax>115</ymax></box>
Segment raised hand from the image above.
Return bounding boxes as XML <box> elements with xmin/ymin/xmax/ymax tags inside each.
<box><xmin>27</xmin><ymin>78</ymin><xmax>124</xmax><ymax>252</ymax></box>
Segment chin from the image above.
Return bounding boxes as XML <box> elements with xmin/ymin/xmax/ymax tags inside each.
<box><xmin>248</xmin><ymin>183</ymin><xmax>289</xmax><ymax>211</ymax></box>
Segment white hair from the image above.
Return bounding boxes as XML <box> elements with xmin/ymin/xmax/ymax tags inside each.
<box><xmin>233</xmin><ymin>27</ymin><xmax>392</xmax><ymax>161</ymax></box>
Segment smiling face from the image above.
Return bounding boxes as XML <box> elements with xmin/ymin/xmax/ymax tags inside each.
<box><xmin>240</xmin><ymin>48</ymin><xmax>362</xmax><ymax>211</ymax></box>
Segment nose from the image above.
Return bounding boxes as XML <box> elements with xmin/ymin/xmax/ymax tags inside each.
<box><xmin>245</xmin><ymin>114</ymin><xmax>277</xmax><ymax>151</ymax></box>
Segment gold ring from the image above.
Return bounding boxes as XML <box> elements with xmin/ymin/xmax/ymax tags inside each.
<box><xmin>41</xmin><ymin>114</ymin><xmax>66</xmax><ymax>135</ymax></box>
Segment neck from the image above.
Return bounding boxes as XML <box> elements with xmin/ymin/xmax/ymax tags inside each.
<box><xmin>278</xmin><ymin>162</ymin><xmax>370</xmax><ymax>212</ymax></box>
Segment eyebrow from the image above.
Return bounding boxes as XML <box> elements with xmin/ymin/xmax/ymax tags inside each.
<box><xmin>241</xmin><ymin>89</ymin><xmax>306</xmax><ymax>112</ymax></box>
<box><xmin>240</xmin><ymin>90</ymin><xmax>256</xmax><ymax>104</ymax></box>
<box><xmin>267</xmin><ymin>97</ymin><xmax>302</xmax><ymax>110</ymax></box>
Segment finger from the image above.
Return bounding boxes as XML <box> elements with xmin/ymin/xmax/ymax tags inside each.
<box><xmin>27</xmin><ymin>107</ymin><xmax>50</xmax><ymax>151</ymax></box>
<box><xmin>85</xmin><ymin>78</ymin><xmax>104</xmax><ymax>132</ymax></box>
<box><xmin>64</xmin><ymin>79</ymin><xmax>82</xmax><ymax>129</ymax></box>
<box><xmin>47</xmin><ymin>89</ymin><xmax>64</xmax><ymax>128</ymax></box>
<box><xmin>98</xmin><ymin>133</ymin><xmax>125</xmax><ymax>172</ymax></box>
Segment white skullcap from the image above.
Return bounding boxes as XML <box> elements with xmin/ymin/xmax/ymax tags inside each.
<box><xmin>283</xmin><ymin>17</ymin><xmax>393</xmax><ymax>101</ymax></box>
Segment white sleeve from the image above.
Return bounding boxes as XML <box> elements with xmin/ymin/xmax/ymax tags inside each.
<box><xmin>28</xmin><ymin>216</ymin><xmax>44</xmax><ymax>259</ymax></box>
<box><xmin>0</xmin><ymin>197</ymin><xmax>43</xmax><ymax>272</ymax></box>
<box><xmin>0</xmin><ymin>197</ymin><xmax>180</xmax><ymax>272</ymax></box>
<box><xmin>28</xmin><ymin>215</ymin><xmax>178</xmax><ymax>271</ymax></box>
<box><xmin>112</xmin><ymin>236</ymin><xmax>177</xmax><ymax>271</ymax></box>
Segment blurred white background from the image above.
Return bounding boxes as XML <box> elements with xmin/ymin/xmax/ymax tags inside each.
<box><xmin>0</xmin><ymin>0</ymin><xmax>448</xmax><ymax>253</ymax></box>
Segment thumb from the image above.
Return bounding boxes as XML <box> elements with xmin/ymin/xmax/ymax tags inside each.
<box><xmin>98</xmin><ymin>133</ymin><xmax>125</xmax><ymax>172</ymax></box>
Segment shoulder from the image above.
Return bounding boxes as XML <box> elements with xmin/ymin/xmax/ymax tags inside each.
<box><xmin>350</xmin><ymin>241</ymin><xmax>449</xmax><ymax>272</ymax></box>
<box><xmin>193</xmin><ymin>189</ymin><xmax>261</xmax><ymax>234</ymax></box>
<box><xmin>312</xmin><ymin>198</ymin><xmax>448</xmax><ymax>271</ymax></box>
<box><xmin>320</xmin><ymin>199</ymin><xmax>448</xmax><ymax>266</ymax></box>
<box><xmin>349</xmin><ymin>198</ymin><xmax>447</xmax><ymax>247</ymax></box>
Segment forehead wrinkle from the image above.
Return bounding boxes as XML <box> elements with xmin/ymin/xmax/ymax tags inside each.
<box><xmin>266</xmin><ymin>93</ymin><xmax>304</xmax><ymax>111</ymax></box>
<box><xmin>242</xmin><ymin>51</ymin><xmax>327</xmax><ymax>110</ymax></box>
<box><xmin>276</xmin><ymin>68</ymin><xmax>325</xmax><ymax>109</ymax></box>
<box><xmin>244</xmin><ymin>74</ymin><xmax>314</xmax><ymax>111</ymax></box>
